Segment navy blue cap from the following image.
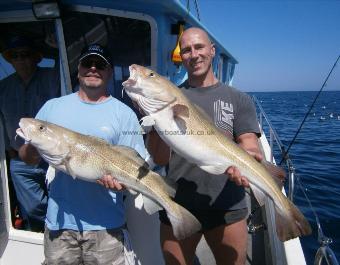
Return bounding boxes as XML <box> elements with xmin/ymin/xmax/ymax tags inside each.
<box><xmin>79</xmin><ymin>44</ymin><xmax>112</xmax><ymax>67</ymax></box>
<box><xmin>5</xmin><ymin>35</ymin><xmax>36</xmax><ymax>51</ymax></box>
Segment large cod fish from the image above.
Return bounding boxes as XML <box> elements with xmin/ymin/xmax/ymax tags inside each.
<box><xmin>16</xmin><ymin>118</ymin><xmax>201</xmax><ymax>240</ymax></box>
<box><xmin>122</xmin><ymin>64</ymin><xmax>312</xmax><ymax>241</ymax></box>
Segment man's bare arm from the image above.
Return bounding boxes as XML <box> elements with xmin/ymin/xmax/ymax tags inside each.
<box><xmin>226</xmin><ymin>132</ymin><xmax>263</xmax><ymax>187</ymax></box>
<box><xmin>146</xmin><ymin>130</ymin><xmax>171</xmax><ymax>166</ymax></box>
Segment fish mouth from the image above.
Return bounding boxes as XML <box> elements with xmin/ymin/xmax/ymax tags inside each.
<box><xmin>15</xmin><ymin>127</ymin><xmax>31</xmax><ymax>143</ymax></box>
<box><xmin>122</xmin><ymin>65</ymin><xmax>137</xmax><ymax>89</ymax></box>
<box><xmin>122</xmin><ymin>66</ymin><xmax>138</xmax><ymax>98</ymax></box>
<box><xmin>122</xmin><ymin>78</ymin><xmax>136</xmax><ymax>89</ymax></box>
<box><xmin>121</xmin><ymin>78</ymin><xmax>137</xmax><ymax>99</ymax></box>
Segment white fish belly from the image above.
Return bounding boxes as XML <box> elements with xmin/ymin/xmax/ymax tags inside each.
<box><xmin>151</xmin><ymin>109</ymin><xmax>234</xmax><ymax>175</ymax></box>
<box><xmin>155</xmin><ymin>117</ymin><xmax>229</xmax><ymax>170</ymax></box>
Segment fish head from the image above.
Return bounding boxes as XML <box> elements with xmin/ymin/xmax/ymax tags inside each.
<box><xmin>122</xmin><ymin>64</ymin><xmax>176</xmax><ymax>114</ymax></box>
<box><xmin>16</xmin><ymin>118</ymin><xmax>70</xmax><ymax>166</ymax></box>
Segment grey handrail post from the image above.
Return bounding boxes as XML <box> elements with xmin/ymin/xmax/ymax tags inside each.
<box><xmin>269</xmin><ymin>128</ymin><xmax>274</xmax><ymax>163</ymax></box>
<box><xmin>288</xmin><ymin>164</ymin><xmax>295</xmax><ymax>202</ymax></box>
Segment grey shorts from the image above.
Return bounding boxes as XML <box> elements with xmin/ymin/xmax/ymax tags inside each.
<box><xmin>44</xmin><ymin>227</ymin><xmax>125</xmax><ymax>265</ymax></box>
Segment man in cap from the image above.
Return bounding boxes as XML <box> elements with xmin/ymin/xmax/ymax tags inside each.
<box><xmin>0</xmin><ymin>35</ymin><xmax>60</xmax><ymax>231</ymax></box>
<box><xmin>19</xmin><ymin>43</ymin><xmax>146</xmax><ymax>265</ymax></box>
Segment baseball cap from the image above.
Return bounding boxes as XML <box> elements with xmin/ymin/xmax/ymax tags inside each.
<box><xmin>79</xmin><ymin>44</ymin><xmax>112</xmax><ymax>67</ymax></box>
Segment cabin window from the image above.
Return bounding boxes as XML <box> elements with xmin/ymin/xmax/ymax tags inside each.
<box><xmin>62</xmin><ymin>12</ymin><xmax>151</xmax><ymax>109</ymax></box>
<box><xmin>0</xmin><ymin>20</ymin><xmax>60</xmax><ymax>232</ymax></box>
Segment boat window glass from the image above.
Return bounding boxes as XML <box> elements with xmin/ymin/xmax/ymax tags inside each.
<box><xmin>62</xmin><ymin>12</ymin><xmax>151</xmax><ymax>108</ymax></box>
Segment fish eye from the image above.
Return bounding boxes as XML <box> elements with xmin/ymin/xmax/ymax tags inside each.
<box><xmin>149</xmin><ymin>72</ymin><xmax>155</xmax><ymax>77</ymax></box>
<box><xmin>39</xmin><ymin>125</ymin><xmax>45</xmax><ymax>131</ymax></box>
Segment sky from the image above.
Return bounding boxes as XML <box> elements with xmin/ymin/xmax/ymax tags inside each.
<box><xmin>193</xmin><ymin>0</ymin><xmax>340</xmax><ymax>92</ymax></box>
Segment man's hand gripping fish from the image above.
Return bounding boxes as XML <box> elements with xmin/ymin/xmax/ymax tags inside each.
<box><xmin>16</xmin><ymin>118</ymin><xmax>201</xmax><ymax>240</ymax></box>
<box><xmin>122</xmin><ymin>64</ymin><xmax>312</xmax><ymax>242</ymax></box>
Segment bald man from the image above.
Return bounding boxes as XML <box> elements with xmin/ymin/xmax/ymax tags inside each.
<box><xmin>147</xmin><ymin>27</ymin><xmax>262</xmax><ymax>265</ymax></box>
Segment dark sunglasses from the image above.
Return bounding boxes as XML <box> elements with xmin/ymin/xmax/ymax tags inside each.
<box><xmin>9</xmin><ymin>50</ymin><xmax>32</xmax><ymax>60</ymax></box>
<box><xmin>80</xmin><ymin>58</ymin><xmax>109</xmax><ymax>70</ymax></box>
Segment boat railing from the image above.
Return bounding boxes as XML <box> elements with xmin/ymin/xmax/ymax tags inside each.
<box><xmin>252</xmin><ymin>96</ymin><xmax>295</xmax><ymax>201</ymax></box>
<box><xmin>252</xmin><ymin>95</ymin><xmax>339</xmax><ymax>265</ymax></box>
<box><xmin>314</xmin><ymin>234</ymin><xmax>339</xmax><ymax>265</ymax></box>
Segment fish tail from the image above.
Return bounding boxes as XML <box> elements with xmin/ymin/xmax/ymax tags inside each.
<box><xmin>275</xmin><ymin>199</ymin><xmax>312</xmax><ymax>241</ymax></box>
<box><xmin>166</xmin><ymin>203</ymin><xmax>202</xmax><ymax>240</ymax></box>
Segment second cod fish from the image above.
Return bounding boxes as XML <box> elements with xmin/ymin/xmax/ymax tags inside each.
<box><xmin>16</xmin><ymin>118</ymin><xmax>201</xmax><ymax>240</ymax></box>
<box><xmin>122</xmin><ymin>64</ymin><xmax>312</xmax><ymax>242</ymax></box>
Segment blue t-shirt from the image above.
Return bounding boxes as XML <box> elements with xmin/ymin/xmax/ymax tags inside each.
<box><xmin>36</xmin><ymin>92</ymin><xmax>146</xmax><ymax>231</ymax></box>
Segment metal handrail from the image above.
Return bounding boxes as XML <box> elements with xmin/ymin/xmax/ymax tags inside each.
<box><xmin>314</xmin><ymin>239</ymin><xmax>339</xmax><ymax>265</ymax></box>
<box><xmin>252</xmin><ymin>95</ymin><xmax>339</xmax><ymax>265</ymax></box>
<box><xmin>252</xmin><ymin>96</ymin><xmax>295</xmax><ymax>201</ymax></box>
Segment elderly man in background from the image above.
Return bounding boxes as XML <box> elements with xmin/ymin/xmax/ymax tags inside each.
<box><xmin>0</xmin><ymin>35</ymin><xmax>60</xmax><ymax>231</ymax></box>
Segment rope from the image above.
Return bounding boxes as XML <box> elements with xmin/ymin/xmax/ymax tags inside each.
<box><xmin>279</xmin><ymin>54</ymin><xmax>340</xmax><ymax>165</ymax></box>
<box><xmin>194</xmin><ymin>0</ymin><xmax>201</xmax><ymax>21</ymax></box>
<box><xmin>185</xmin><ymin>0</ymin><xmax>201</xmax><ymax>21</ymax></box>
<box><xmin>295</xmin><ymin>174</ymin><xmax>337</xmax><ymax>252</ymax></box>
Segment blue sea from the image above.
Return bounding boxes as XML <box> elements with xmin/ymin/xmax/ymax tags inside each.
<box><xmin>250</xmin><ymin>91</ymin><xmax>340</xmax><ymax>265</ymax></box>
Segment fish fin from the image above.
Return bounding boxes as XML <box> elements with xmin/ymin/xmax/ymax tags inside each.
<box><xmin>174</xmin><ymin>116</ymin><xmax>187</xmax><ymax>133</ymax></box>
<box><xmin>261</xmin><ymin>160</ymin><xmax>286</xmax><ymax>189</ymax></box>
<box><xmin>140</xmin><ymin>115</ymin><xmax>155</xmax><ymax>133</ymax></box>
<box><xmin>134</xmin><ymin>193</ymin><xmax>143</xmax><ymax>209</ymax></box>
<box><xmin>166</xmin><ymin>203</ymin><xmax>202</xmax><ymax>240</ymax></box>
<box><xmin>172</xmin><ymin>104</ymin><xmax>189</xmax><ymax>133</ymax></box>
<box><xmin>275</xmin><ymin>199</ymin><xmax>312</xmax><ymax>241</ymax></box>
<box><xmin>145</xmin><ymin>153</ymin><xmax>156</xmax><ymax>169</ymax></box>
<box><xmin>114</xmin><ymin>145</ymin><xmax>148</xmax><ymax>167</ymax></box>
<box><xmin>163</xmin><ymin>177</ymin><xmax>177</xmax><ymax>198</ymax></box>
<box><xmin>63</xmin><ymin>156</ymin><xmax>77</xmax><ymax>179</ymax></box>
<box><xmin>143</xmin><ymin>195</ymin><xmax>163</xmax><ymax>215</ymax></box>
<box><xmin>173</xmin><ymin>104</ymin><xmax>189</xmax><ymax>118</ymax></box>
<box><xmin>65</xmin><ymin>165</ymin><xmax>77</xmax><ymax>179</ymax></box>
<box><xmin>249</xmin><ymin>183</ymin><xmax>312</xmax><ymax>241</ymax></box>
<box><xmin>199</xmin><ymin>164</ymin><xmax>228</xmax><ymax>175</ymax></box>
<box><xmin>249</xmin><ymin>183</ymin><xmax>266</xmax><ymax>207</ymax></box>
<box><xmin>41</xmin><ymin>152</ymin><xmax>68</xmax><ymax>166</ymax></box>
<box><xmin>87</xmin><ymin>134</ymin><xmax>114</xmax><ymax>146</ymax></box>
<box><xmin>45</xmin><ymin>166</ymin><xmax>56</xmax><ymax>186</ymax></box>
<box><xmin>115</xmin><ymin>146</ymin><xmax>150</xmax><ymax>181</ymax></box>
